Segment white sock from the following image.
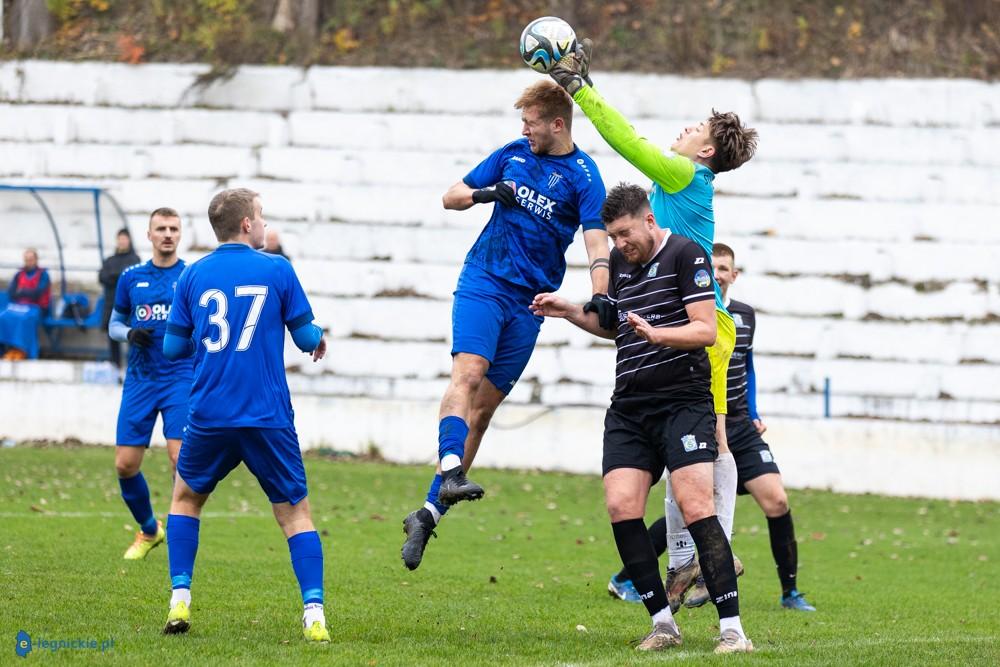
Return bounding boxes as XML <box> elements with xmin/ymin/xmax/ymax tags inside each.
<box><xmin>423</xmin><ymin>501</ymin><xmax>442</xmax><ymax>524</ymax></box>
<box><xmin>651</xmin><ymin>606</ymin><xmax>675</xmax><ymax>628</ymax></box>
<box><xmin>714</xmin><ymin>453</ymin><xmax>738</xmax><ymax>542</ymax></box>
<box><xmin>719</xmin><ymin>615</ymin><xmax>745</xmax><ymax>638</ymax></box>
<box><xmin>303</xmin><ymin>602</ymin><xmax>325</xmax><ymax>627</ymax></box>
<box><xmin>665</xmin><ymin>477</ymin><xmax>695</xmax><ymax>570</ymax></box>
<box><xmin>170</xmin><ymin>588</ymin><xmax>191</xmax><ymax>607</ymax></box>
<box><xmin>440</xmin><ymin>454</ymin><xmax>462</xmax><ymax>472</ymax></box>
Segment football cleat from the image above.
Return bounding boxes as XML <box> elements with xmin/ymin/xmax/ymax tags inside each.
<box><xmin>401</xmin><ymin>508</ymin><xmax>437</xmax><ymax>571</ymax></box>
<box><xmin>303</xmin><ymin>620</ymin><xmax>331</xmax><ymax>643</ymax></box>
<box><xmin>684</xmin><ymin>555</ymin><xmax>744</xmax><ymax>608</ymax></box>
<box><xmin>607</xmin><ymin>574</ymin><xmax>642</xmax><ymax>602</ymax></box>
<box><xmin>684</xmin><ymin>575</ymin><xmax>710</xmax><ymax>609</ymax></box>
<box><xmin>124</xmin><ymin>520</ymin><xmax>165</xmax><ymax>560</ymax></box>
<box><xmin>635</xmin><ymin>621</ymin><xmax>683</xmax><ymax>651</ymax></box>
<box><xmin>665</xmin><ymin>557</ymin><xmax>700</xmax><ymax>612</ymax></box>
<box><xmin>781</xmin><ymin>590</ymin><xmax>817</xmax><ymax>611</ymax></box>
<box><xmin>437</xmin><ymin>469</ymin><xmax>484</xmax><ymax>506</ymax></box>
<box><xmin>714</xmin><ymin>628</ymin><xmax>753</xmax><ymax>654</ymax></box>
<box><xmin>163</xmin><ymin>600</ymin><xmax>191</xmax><ymax>635</ymax></box>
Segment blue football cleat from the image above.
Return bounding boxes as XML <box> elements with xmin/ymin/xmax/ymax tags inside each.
<box><xmin>781</xmin><ymin>590</ymin><xmax>817</xmax><ymax>611</ymax></box>
<box><xmin>607</xmin><ymin>574</ymin><xmax>642</xmax><ymax>602</ymax></box>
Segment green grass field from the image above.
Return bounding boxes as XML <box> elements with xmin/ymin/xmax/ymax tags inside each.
<box><xmin>1</xmin><ymin>444</ymin><xmax>998</xmax><ymax>665</ymax></box>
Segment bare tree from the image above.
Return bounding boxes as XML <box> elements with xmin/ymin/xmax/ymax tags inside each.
<box><xmin>10</xmin><ymin>0</ymin><xmax>53</xmax><ymax>50</ymax></box>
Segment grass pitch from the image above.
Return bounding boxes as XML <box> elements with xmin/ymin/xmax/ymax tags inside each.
<box><xmin>1</xmin><ymin>444</ymin><xmax>998</xmax><ymax>665</ymax></box>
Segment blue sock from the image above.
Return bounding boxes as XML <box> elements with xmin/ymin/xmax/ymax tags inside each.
<box><xmin>167</xmin><ymin>514</ymin><xmax>200</xmax><ymax>590</ymax></box>
<box><xmin>288</xmin><ymin>531</ymin><xmax>324</xmax><ymax>605</ymax></box>
<box><xmin>425</xmin><ymin>473</ymin><xmax>449</xmax><ymax>516</ymax></box>
<box><xmin>119</xmin><ymin>472</ymin><xmax>158</xmax><ymax>535</ymax></box>
<box><xmin>438</xmin><ymin>416</ymin><xmax>469</xmax><ymax>462</ymax></box>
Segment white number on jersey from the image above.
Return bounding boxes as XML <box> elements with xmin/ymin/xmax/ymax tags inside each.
<box><xmin>199</xmin><ymin>285</ymin><xmax>269</xmax><ymax>353</ymax></box>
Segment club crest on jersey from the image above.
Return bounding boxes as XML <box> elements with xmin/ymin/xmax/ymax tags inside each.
<box><xmin>694</xmin><ymin>269</ymin><xmax>711</xmax><ymax>288</ymax></box>
<box><xmin>135</xmin><ymin>303</ymin><xmax>171</xmax><ymax>321</ymax></box>
<box><xmin>681</xmin><ymin>434</ymin><xmax>698</xmax><ymax>452</ymax></box>
<box><xmin>733</xmin><ymin>313</ymin><xmax>745</xmax><ymax>327</ymax></box>
<box><xmin>547</xmin><ymin>171</ymin><xmax>563</xmax><ymax>189</ymax></box>
<box><xmin>647</xmin><ymin>262</ymin><xmax>660</xmax><ymax>278</ymax></box>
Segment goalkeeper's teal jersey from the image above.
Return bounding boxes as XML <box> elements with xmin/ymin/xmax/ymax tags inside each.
<box><xmin>573</xmin><ymin>85</ymin><xmax>725</xmax><ymax>312</ymax></box>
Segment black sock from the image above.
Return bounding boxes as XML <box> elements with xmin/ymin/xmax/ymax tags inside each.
<box><xmin>767</xmin><ymin>510</ymin><xmax>798</xmax><ymax>596</ymax></box>
<box><xmin>612</xmin><ymin>519</ymin><xmax>669</xmax><ymax>618</ymax></box>
<box><xmin>616</xmin><ymin>516</ymin><xmax>668</xmax><ymax>580</ymax></box>
<box><xmin>687</xmin><ymin>515</ymin><xmax>739</xmax><ymax>620</ymax></box>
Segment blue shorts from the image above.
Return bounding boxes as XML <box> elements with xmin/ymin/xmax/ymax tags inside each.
<box><xmin>451</xmin><ymin>264</ymin><xmax>543</xmax><ymax>394</ymax></box>
<box><xmin>116</xmin><ymin>377</ymin><xmax>190</xmax><ymax>446</ymax></box>
<box><xmin>177</xmin><ymin>424</ymin><xmax>308</xmax><ymax>505</ymax></box>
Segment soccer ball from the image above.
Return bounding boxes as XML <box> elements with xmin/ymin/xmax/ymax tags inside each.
<box><xmin>519</xmin><ymin>16</ymin><xmax>577</xmax><ymax>74</ymax></box>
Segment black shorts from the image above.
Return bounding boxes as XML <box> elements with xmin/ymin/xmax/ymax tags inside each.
<box><xmin>726</xmin><ymin>415</ymin><xmax>781</xmax><ymax>494</ymax></box>
<box><xmin>603</xmin><ymin>395</ymin><xmax>717</xmax><ymax>483</ymax></box>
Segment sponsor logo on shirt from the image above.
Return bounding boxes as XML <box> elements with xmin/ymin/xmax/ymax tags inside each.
<box><xmin>694</xmin><ymin>269</ymin><xmax>711</xmax><ymax>288</ymax></box>
<box><xmin>135</xmin><ymin>303</ymin><xmax>171</xmax><ymax>321</ymax></box>
<box><xmin>515</xmin><ymin>185</ymin><xmax>556</xmax><ymax>220</ymax></box>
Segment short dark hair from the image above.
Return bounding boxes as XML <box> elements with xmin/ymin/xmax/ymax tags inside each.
<box><xmin>707</xmin><ymin>109</ymin><xmax>758</xmax><ymax>173</ymax></box>
<box><xmin>149</xmin><ymin>207</ymin><xmax>180</xmax><ymax>222</ymax></box>
<box><xmin>600</xmin><ymin>182</ymin><xmax>650</xmax><ymax>224</ymax></box>
<box><xmin>713</xmin><ymin>242</ymin><xmax>735</xmax><ymax>263</ymax></box>
<box><xmin>208</xmin><ymin>188</ymin><xmax>258</xmax><ymax>241</ymax></box>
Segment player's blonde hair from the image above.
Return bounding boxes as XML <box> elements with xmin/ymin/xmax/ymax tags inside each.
<box><xmin>708</xmin><ymin>110</ymin><xmax>758</xmax><ymax>173</ymax></box>
<box><xmin>515</xmin><ymin>80</ymin><xmax>573</xmax><ymax>130</ymax></box>
<box><xmin>208</xmin><ymin>188</ymin><xmax>259</xmax><ymax>242</ymax></box>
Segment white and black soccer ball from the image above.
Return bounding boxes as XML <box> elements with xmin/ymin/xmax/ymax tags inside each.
<box><xmin>519</xmin><ymin>16</ymin><xmax>577</xmax><ymax>74</ymax></box>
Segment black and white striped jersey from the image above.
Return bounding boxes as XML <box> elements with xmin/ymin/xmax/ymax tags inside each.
<box><xmin>607</xmin><ymin>232</ymin><xmax>715</xmax><ymax>400</ymax></box>
<box><xmin>725</xmin><ymin>299</ymin><xmax>756</xmax><ymax>417</ymax></box>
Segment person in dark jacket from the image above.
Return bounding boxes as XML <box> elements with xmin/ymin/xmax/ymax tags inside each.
<box><xmin>99</xmin><ymin>229</ymin><xmax>140</xmax><ymax>367</ymax></box>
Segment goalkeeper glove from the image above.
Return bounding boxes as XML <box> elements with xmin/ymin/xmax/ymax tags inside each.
<box><xmin>583</xmin><ymin>293</ymin><xmax>617</xmax><ymax>331</ymax></box>
<box><xmin>550</xmin><ymin>38</ymin><xmax>594</xmax><ymax>95</ymax></box>
<box><xmin>126</xmin><ymin>327</ymin><xmax>154</xmax><ymax>348</ymax></box>
<box><xmin>472</xmin><ymin>181</ymin><xmax>517</xmax><ymax>208</ymax></box>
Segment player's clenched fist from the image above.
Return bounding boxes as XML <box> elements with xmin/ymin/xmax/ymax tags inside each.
<box><xmin>471</xmin><ymin>181</ymin><xmax>517</xmax><ymax>207</ymax></box>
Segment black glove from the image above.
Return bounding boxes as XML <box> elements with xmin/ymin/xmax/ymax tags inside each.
<box><xmin>550</xmin><ymin>38</ymin><xmax>594</xmax><ymax>95</ymax></box>
<box><xmin>583</xmin><ymin>293</ymin><xmax>617</xmax><ymax>331</ymax></box>
<box><xmin>471</xmin><ymin>181</ymin><xmax>517</xmax><ymax>208</ymax></box>
<box><xmin>127</xmin><ymin>327</ymin><xmax>154</xmax><ymax>348</ymax></box>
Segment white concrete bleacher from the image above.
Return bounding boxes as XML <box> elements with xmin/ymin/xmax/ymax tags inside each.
<box><xmin>0</xmin><ymin>59</ymin><xmax>999</xmax><ymax>436</ymax></box>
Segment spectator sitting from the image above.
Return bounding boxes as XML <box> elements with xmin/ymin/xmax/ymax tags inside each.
<box><xmin>263</xmin><ymin>228</ymin><xmax>290</xmax><ymax>261</ymax></box>
<box><xmin>0</xmin><ymin>248</ymin><xmax>52</xmax><ymax>360</ymax></box>
<box><xmin>99</xmin><ymin>228</ymin><xmax>140</xmax><ymax>368</ymax></box>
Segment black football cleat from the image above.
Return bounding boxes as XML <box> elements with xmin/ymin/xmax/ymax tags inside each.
<box><xmin>401</xmin><ymin>508</ymin><xmax>437</xmax><ymax>571</ymax></box>
<box><xmin>437</xmin><ymin>469</ymin><xmax>485</xmax><ymax>506</ymax></box>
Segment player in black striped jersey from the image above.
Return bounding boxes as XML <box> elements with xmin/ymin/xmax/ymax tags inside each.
<box><xmin>606</xmin><ymin>243</ymin><xmax>816</xmax><ymax>613</ymax></box>
<box><xmin>531</xmin><ymin>184</ymin><xmax>752</xmax><ymax>654</ymax></box>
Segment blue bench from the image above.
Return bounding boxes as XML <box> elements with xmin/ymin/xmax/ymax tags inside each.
<box><xmin>43</xmin><ymin>293</ymin><xmax>108</xmax><ymax>358</ymax></box>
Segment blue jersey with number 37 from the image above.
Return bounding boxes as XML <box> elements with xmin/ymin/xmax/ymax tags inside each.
<box><xmin>166</xmin><ymin>243</ymin><xmax>314</xmax><ymax>429</ymax></box>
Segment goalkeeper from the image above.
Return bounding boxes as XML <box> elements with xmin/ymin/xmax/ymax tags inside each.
<box><xmin>548</xmin><ymin>41</ymin><xmax>759</xmax><ymax>605</ymax></box>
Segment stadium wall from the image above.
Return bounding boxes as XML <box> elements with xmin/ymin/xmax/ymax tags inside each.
<box><xmin>0</xmin><ymin>61</ymin><xmax>998</xmax><ymax>500</ymax></box>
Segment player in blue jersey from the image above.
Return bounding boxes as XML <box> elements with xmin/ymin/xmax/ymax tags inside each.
<box><xmin>400</xmin><ymin>80</ymin><xmax>610</xmax><ymax>570</ymax></box>
<box><xmin>159</xmin><ymin>188</ymin><xmax>330</xmax><ymax>642</ymax></box>
<box><xmin>109</xmin><ymin>207</ymin><xmax>192</xmax><ymax>560</ymax></box>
